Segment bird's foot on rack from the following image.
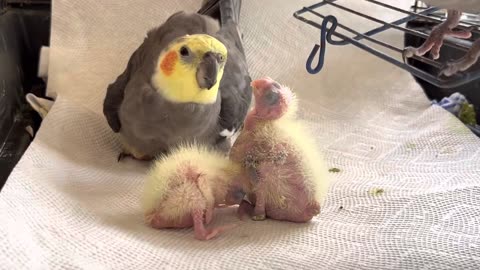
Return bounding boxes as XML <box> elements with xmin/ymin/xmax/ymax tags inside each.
<box><xmin>439</xmin><ymin>39</ymin><xmax>480</xmax><ymax>77</ymax></box>
<box><xmin>403</xmin><ymin>10</ymin><xmax>471</xmax><ymax>60</ymax></box>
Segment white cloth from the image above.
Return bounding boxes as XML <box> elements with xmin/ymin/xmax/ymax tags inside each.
<box><xmin>2</xmin><ymin>0</ymin><xmax>480</xmax><ymax>269</ymax></box>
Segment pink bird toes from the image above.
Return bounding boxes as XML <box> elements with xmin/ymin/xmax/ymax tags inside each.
<box><xmin>195</xmin><ymin>224</ymin><xmax>238</xmax><ymax>241</ymax></box>
<box><xmin>439</xmin><ymin>40</ymin><xmax>480</xmax><ymax>77</ymax></box>
<box><xmin>403</xmin><ymin>26</ymin><xmax>471</xmax><ymax>60</ymax></box>
<box><xmin>440</xmin><ymin>59</ymin><xmax>475</xmax><ymax>77</ymax></box>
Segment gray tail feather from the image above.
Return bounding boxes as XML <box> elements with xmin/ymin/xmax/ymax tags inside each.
<box><xmin>220</xmin><ymin>0</ymin><xmax>241</xmax><ymax>25</ymax></box>
<box><xmin>198</xmin><ymin>0</ymin><xmax>245</xmax><ymax>55</ymax></box>
<box><xmin>198</xmin><ymin>0</ymin><xmax>241</xmax><ymax>25</ymax></box>
<box><xmin>197</xmin><ymin>0</ymin><xmax>221</xmax><ymax>19</ymax></box>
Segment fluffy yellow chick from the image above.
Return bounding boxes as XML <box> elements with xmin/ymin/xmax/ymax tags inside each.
<box><xmin>141</xmin><ymin>143</ymin><xmax>241</xmax><ymax>240</ymax></box>
<box><xmin>229</xmin><ymin>77</ymin><xmax>331</xmax><ymax>222</ymax></box>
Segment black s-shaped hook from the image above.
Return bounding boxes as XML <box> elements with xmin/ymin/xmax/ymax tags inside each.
<box><xmin>306</xmin><ymin>15</ymin><xmax>339</xmax><ymax>74</ymax></box>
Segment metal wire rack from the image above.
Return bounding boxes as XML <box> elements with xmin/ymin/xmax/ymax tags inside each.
<box><xmin>294</xmin><ymin>0</ymin><xmax>480</xmax><ymax>89</ymax></box>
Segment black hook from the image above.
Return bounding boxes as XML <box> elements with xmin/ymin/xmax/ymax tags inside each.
<box><xmin>306</xmin><ymin>15</ymin><xmax>339</xmax><ymax>74</ymax></box>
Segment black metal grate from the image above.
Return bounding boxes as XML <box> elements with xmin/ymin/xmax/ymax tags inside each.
<box><xmin>294</xmin><ymin>0</ymin><xmax>480</xmax><ymax>89</ymax></box>
<box><xmin>6</xmin><ymin>0</ymin><xmax>50</xmax><ymax>4</ymax></box>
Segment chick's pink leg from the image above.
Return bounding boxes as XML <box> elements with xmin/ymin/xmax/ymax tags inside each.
<box><xmin>237</xmin><ymin>199</ymin><xmax>254</xmax><ymax>220</ymax></box>
<box><xmin>205</xmin><ymin>207</ymin><xmax>214</xmax><ymax>224</ymax></box>
<box><xmin>191</xmin><ymin>209</ymin><xmax>236</xmax><ymax>240</ymax></box>
<box><xmin>440</xmin><ymin>38</ymin><xmax>480</xmax><ymax>76</ymax></box>
<box><xmin>252</xmin><ymin>189</ymin><xmax>266</xmax><ymax>221</ymax></box>
<box><xmin>404</xmin><ymin>10</ymin><xmax>470</xmax><ymax>60</ymax></box>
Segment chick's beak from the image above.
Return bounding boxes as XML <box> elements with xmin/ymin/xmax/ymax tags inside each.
<box><xmin>250</xmin><ymin>77</ymin><xmax>275</xmax><ymax>91</ymax></box>
<box><xmin>196</xmin><ymin>52</ymin><xmax>219</xmax><ymax>90</ymax></box>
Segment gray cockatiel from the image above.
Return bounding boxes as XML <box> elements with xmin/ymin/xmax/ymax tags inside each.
<box><xmin>103</xmin><ymin>0</ymin><xmax>252</xmax><ymax>161</ymax></box>
<box><xmin>404</xmin><ymin>0</ymin><xmax>480</xmax><ymax>76</ymax></box>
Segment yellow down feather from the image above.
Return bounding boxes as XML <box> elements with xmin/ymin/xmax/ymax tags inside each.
<box><xmin>141</xmin><ymin>142</ymin><xmax>239</xmax><ymax>219</ymax></box>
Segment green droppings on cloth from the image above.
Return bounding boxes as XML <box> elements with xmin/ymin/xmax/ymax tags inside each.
<box><xmin>369</xmin><ymin>188</ymin><xmax>385</xmax><ymax>196</ymax></box>
<box><xmin>329</xmin><ymin>168</ymin><xmax>341</xmax><ymax>173</ymax></box>
<box><xmin>406</xmin><ymin>143</ymin><xmax>416</xmax><ymax>149</ymax></box>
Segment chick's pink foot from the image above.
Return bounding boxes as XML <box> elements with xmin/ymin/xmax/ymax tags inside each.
<box><xmin>440</xmin><ymin>38</ymin><xmax>480</xmax><ymax>77</ymax></box>
<box><xmin>252</xmin><ymin>191</ymin><xmax>266</xmax><ymax>221</ymax></box>
<box><xmin>192</xmin><ymin>209</ymin><xmax>236</xmax><ymax>241</ymax></box>
<box><xmin>403</xmin><ymin>10</ymin><xmax>471</xmax><ymax>60</ymax></box>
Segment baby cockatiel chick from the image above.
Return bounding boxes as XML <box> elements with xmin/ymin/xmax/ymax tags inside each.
<box><xmin>404</xmin><ymin>0</ymin><xmax>480</xmax><ymax>76</ymax></box>
<box><xmin>142</xmin><ymin>143</ymin><xmax>240</xmax><ymax>240</ymax></box>
<box><xmin>229</xmin><ymin>77</ymin><xmax>330</xmax><ymax>222</ymax></box>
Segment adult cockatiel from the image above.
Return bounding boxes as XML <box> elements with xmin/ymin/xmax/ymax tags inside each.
<box><xmin>103</xmin><ymin>0</ymin><xmax>252</xmax><ymax>161</ymax></box>
<box><xmin>404</xmin><ymin>0</ymin><xmax>480</xmax><ymax>76</ymax></box>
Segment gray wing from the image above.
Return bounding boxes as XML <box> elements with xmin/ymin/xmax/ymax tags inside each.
<box><xmin>199</xmin><ymin>0</ymin><xmax>252</xmax><ymax>139</ymax></box>
<box><xmin>103</xmin><ymin>41</ymin><xmax>146</xmax><ymax>133</ymax></box>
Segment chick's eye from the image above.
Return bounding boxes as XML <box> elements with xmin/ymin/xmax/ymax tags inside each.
<box><xmin>219</xmin><ymin>54</ymin><xmax>225</xmax><ymax>62</ymax></box>
<box><xmin>180</xmin><ymin>46</ymin><xmax>190</xmax><ymax>57</ymax></box>
<box><xmin>264</xmin><ymin>91</ymin><xmax>280</xmax><ymax>106</ymax></box>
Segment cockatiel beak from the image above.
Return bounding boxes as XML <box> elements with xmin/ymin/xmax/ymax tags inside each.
<box><xmin>197</xmin><ymin>52</ymin><xmax>220</xmax><ymax>90</ymax></box>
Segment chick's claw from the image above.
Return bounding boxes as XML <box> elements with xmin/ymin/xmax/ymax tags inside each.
<box><xmin>194</xmin><ymin>223</ymin><xmax>237</xmax><ymax>241</ymax></box>
<box><xmin>203</xmin><ymin>224</ymin><xmax>238</xmax><ymax>241</ymax></box>
<box><xmin>251</xmin><ymin>214</ymin><xmax>266</xmax><ymax>221</ymax></box>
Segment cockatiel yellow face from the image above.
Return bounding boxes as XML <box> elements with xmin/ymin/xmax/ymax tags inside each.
<box><xmin>152</xmin><ymin>34</ymin><xmax>228</xmax><ymax>104</ymax></box>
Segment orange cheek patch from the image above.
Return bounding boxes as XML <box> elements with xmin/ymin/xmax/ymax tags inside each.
<box><xmin>160</xmin><ymin>51</ymin><xmax>178</xmax><ymax>76</ymax></box>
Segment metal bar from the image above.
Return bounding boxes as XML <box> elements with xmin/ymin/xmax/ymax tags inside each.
<box><xmin>293</xmin><ymin>0</ymin><xmax>480</xmax><ymax>89</ymax></box>
<box><xmin>293</xmin><ymin>7</ymin><xmax>350</xmax><ymax>45</ymax></box>
<box><xmin>294</xmin><ymin>0</ymin><xmax>331</xmax><ymax>16</ymax></box>
<box><xmin>410</xmin><ymin>54</ymin><xmax>442</xmax><ymax>69</ymax></box>
<box><xmin>365</xmin><ymin>0</ymin><xmax>472</xmax><ymax>29</ymax></box>
<box><xmin>303</xmin><ymin>6</ymin><xmax>444</xmax><ymax>69</ymax></box>
<box><xmin>360</xmin><ymin>7</ymin><xmax>439</xmax><ymax>38</ymax></box>
<box><xmin>304</xmin><ymin>7</ymin><xmax>405</xmax><ymax>53</ymax></box>
<box><xmin>365</xmin><ymin>0</ymin><xmax>480</xmax><ymax>34</ymax></box>
<box><xmin>429</xmin><ymin>12</ymin><xmax>480</xmax><ymax>29</ymax></box>
<box><xmin>324</xmin><ymin>0</ymin><xmax>470</xmax><ymax>52</ymax></box>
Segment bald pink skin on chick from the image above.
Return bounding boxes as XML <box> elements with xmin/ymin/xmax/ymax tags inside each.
<box><xmin>229</xmin><ymin>77</ymin><xmax>320</xmax><ymax>223</ymax></box>
<box><xmin>244</xmin><ymin>77</ymin><xmax>294</xmax><ymax>131</ymax></box>
<box><xmin>145</xmin><ymin>164</ymin><xmax>235</xmax><ymax>241</ymax></box>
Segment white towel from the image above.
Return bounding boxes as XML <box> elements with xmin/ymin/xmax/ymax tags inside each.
<box><xmin>1</xmin><ymin>0</ymin><xmax>480</xmax><ymax>269</ymax></box>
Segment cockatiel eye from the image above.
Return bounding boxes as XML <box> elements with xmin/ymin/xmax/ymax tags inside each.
<box><xmin>180</xmin><ymin>46</ymin><xmax>190</xmax><ymax>57</ymax></box>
